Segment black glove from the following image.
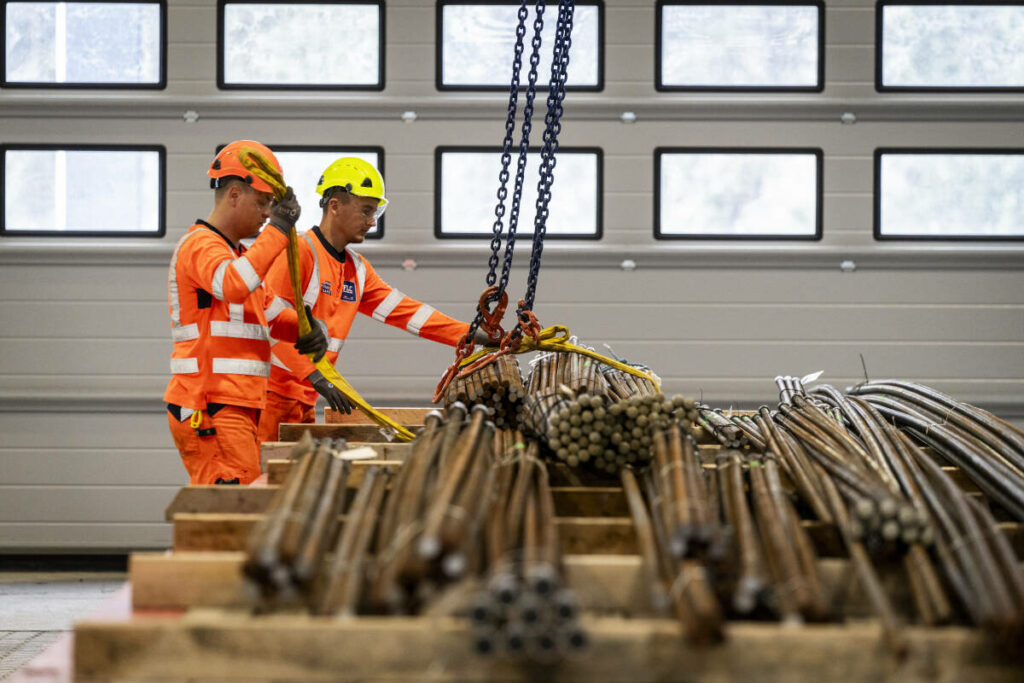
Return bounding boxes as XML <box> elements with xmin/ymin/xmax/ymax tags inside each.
<box><xmin>294</xmin><ymin>305</ymin><xmax>328</xmax><ymax>362</ymax></box>
<box><xmin>268</xmin><ymin>185</ymin><xmax>301</xmax><ymax>235</ymax></box>
<box><xmin>307</xmin><ymin>369</ymin><xmax>354</xmax><ymax>415</ymax></box>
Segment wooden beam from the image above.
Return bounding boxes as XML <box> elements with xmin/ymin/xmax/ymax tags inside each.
<box><xmin>278</xmin><ymin>423</ymin><xmax>416</xmax><ymax>443</ymax></box>
<box><xmin>129</xmin><ymin>551</ymin><xmax>942</xmax><ymax>621</ymax></box>
<box><xmin>73</xmin><ymin>614</ymin><xmax>1020</xmax><ymax>682</ymax></box>
<box><xmin>170</xmin><ymin>509</ymin><xmax>1024</xmax><ymax>560</ymax></box>
<box><xmin>165</xmin><ymin>483</ymin><xmax>627</xmax><ymax>520</ymax></box>
<box><xmin>325</xmin><ymin>407</ymin><xmax>432</xmax><ymax>426</ymax></box>
<box><xmin>171</xmin><ymin>513</ymin><xmax>641</xmax><ymax>555</ymax></box>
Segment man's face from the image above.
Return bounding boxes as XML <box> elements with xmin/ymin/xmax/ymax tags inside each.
<box><xmin>335</xmin><ymin>195</ymin><xmax>380</xmax><ymax>244</ymax></box>
<box><xmin>236</xmin><ymin>186</ymin><xmax>273</xmax><ymax>238</ymax></box>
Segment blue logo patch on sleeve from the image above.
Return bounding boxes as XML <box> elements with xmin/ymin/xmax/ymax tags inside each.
<box><xmin>341</xmin><ymin>281</ymin><xmax>357</xmax><ymax>302</ymax></box>
<box><xmin>320</xmin><ymin>281</ymin><xmax>332</xmax><ymax>296</ymax></box>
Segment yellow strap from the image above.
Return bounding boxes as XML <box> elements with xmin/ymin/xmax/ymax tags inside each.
<box><xmin>189</xmin><ymin>410</ymin><xmax>203</xmax><ymax>429</ymax></box>
<box><xmin>239</xmin><ymin>150</ymin><xmax>414</xmax><ymax>442</ymax></box>
<box><xmin>459</xmin><ymin>325</ymin><xmax>661</xmax><ymax>390</ymax></box>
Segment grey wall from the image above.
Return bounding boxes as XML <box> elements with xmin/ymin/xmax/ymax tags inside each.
<box><xmin>1</xmin><ymin>0</ymin><xmax>1022</xmax><ymax>551</ymax></box>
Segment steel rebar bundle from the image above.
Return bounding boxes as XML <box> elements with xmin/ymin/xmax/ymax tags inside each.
<box><xmin>848</xmin><ymin>380</ymin><xmax>1024</xmax><ymax>522</ymax></box>
<box><xmin>444</xmin><ymin>353</ymin><xmax>526</xmax><ymax>429</ymax></box>
<box><xmin>243</xmin><ymin>433</ymin><xmax>352</xmax><ymax>610</ymax></box>
<box><xmin>519</xmin><ymin>351</ymin><xmax>698</xmax><ymax>475</ymax></box>
<box><xmin>471</xmin><ymin>440</ymin><xmax>588</xmax><ymax>662</ymax></box>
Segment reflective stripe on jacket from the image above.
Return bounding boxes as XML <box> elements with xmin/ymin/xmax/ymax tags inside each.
<box><xmin>264</xmin><ymin>226</ymin><xmax>469</xmax><ymax>405</ymax></box>
<box><xmin>163</xmin><ymin>221</ymin><xmax>299</xmax><ymax>410</ymax></box>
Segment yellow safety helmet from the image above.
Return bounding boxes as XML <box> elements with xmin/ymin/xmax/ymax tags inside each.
<box><xmin>316</xmin><ymin>157</ymin><xmax>388</xmax><ymax>219</ymax></box>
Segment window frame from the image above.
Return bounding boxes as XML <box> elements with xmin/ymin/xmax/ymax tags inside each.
<box><xmin>655</xmin><ymin>0</ymin><xmax>825</xmax><ymax>93</ymax></box>
<box><xmin>1</xmin><ymin>0</ymin><xmax>167</xmax><ymax>89</ymax></box>
<box><xmin>433</xmin><ymin>145</ymin><xmax>604</xmax><ymax>241</ymax></box>
<box><xmin>216</xmin><ymin>0</ymin><xmax>385</xmax><ymax>91</ymax></box>
<box><xmin>0</xmin><ymin>142</ymin><xmax>167</xmax><ymax>238</ymax></box>
<box><xmin>875</xmin><ymin>0</ymin><xmax>1024</xmax><ymax>93</ymax></box>
<box><xmin>654</xmin><ymin>146</ymin><xmax>824</xmax><ymax>241</ymax></box>
<box><xmin>215</xmin><ymin>143</ymin><xmax>387</xmax><ymax>240</ymax></box>
<box><xmin>873</xmin><ymin>147</ymin><xmax>1024</xmax><ymax>242</ymax></box>
<box><xmin>434</xmin><ymin>0</ymin><xmax>605</xmax><ymax>92</ymax></box>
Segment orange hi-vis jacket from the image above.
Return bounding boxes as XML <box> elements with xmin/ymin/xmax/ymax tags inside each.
<box><xmin>265</xmin><ymin>227</ymin><xmax>469</xmax><ymax>406</ymax></box>
<box><xmin>164</xmin><ymin>220</ymin><xmax>300</xmax><ymax>411</ymax></box>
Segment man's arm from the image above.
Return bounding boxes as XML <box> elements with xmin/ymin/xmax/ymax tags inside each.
<box><xmin>356</xmin><ymin>255</ymin><xmax>470</xmax><ymax>346</ymax></box>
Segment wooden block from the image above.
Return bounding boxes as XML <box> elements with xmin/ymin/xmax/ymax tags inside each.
<box><xmin>557</xmin><ymin>517</ymin><xmax>637</xmax><ymax>556</ymax></box>
<box><xmin>278</xmin><ymin>423</ymin><xmax>416</xmax><ymax>443</ymax></box>
<box><xmin>130</xmin><ymin>552</ymin><xmax>250</xmax><ymax>610</ymax></box>
<box><xmin>128</xmin><ymin>552</ymin><xmax>657</xmax><ymax>614</ymax></box>
<box><xmin>167</xmin><ymin>482</ymin><xmax>626</xmax><ymax>519</ymax></box>
<box><xmin>74</xmin><ymin>614</ymin><xmax>1020</xmax><ymax>682</ymax></box>
<box><xmin>172</xmin><ymin>513</ymin><xmax>638</xmax><ymax>555</ymax></box>
<box><xmin>164</xmin><ymin>487</ymin><xmax>277</xmax><ymax>521</ymax></box>
<box><xmin>325</xmin><ymin>407</ymin><xmax>433</xmax><ymax>426</ymax></box>
<box><xmin>174</xmin><ymin>513</ymin><xmax>259</xmax><ymax>552</ymax></box>
<box><xmin>266</xmin><ymin>459</ymin><xmax>402</xmax><ymax>487</ymax></box>
<box><xmin>552</xmin><ymin>487</ymin><xmax>628</xmax><ymax>517</ymax></box>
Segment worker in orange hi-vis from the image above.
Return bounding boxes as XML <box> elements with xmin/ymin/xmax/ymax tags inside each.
<box><xmin>165</xmin><ymin>140</ymin><xmax>329</xmax><ymax>485</ymax></box>
<box><xmin>256</xmin><ymin>157</ymin><xmax>491</xmax><ymax>443</ymax></box>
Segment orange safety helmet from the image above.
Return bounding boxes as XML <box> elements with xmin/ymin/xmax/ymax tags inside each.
<box><xmin>208</xmin><ymin>140</ymin><xmax>282</xmax><ymax>194</ymax></box>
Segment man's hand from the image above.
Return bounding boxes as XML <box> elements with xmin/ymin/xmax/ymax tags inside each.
<box><xmin>268</xmin><ymin>185</ymin><xmax>301</xmax><ymax>235</ymax></box>
<box><xmin>307</xmin><ymin>369</ymin><xmax>354</xmax><ymax>415</ymax></box>
<box><xmin>294</xmin><ymin>305</ymin><xmax>328</xmax><ymax>361</ymax></box>
<box><xmin>473</xmin><ymin>327</ymin><xmax>500</xmax><ymax>347</ymax></box>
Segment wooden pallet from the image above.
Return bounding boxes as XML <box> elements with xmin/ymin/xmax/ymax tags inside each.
<box><xmin>74</xmin><ymin>423</ymin><xmax>1024</xmax><ymax>681</ymax></box>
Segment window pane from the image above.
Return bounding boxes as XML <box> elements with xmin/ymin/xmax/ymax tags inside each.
<box><xmin>437</xmin><ymin>149</ymin><xmax>600</xmax><ymax>238</ymax></box>
<box><xmin>659</xmin><ymin>3</ymin><xmax>821</xmax><ymax>89</ymax></box>
<box><xmin>439</xmin><ymin>2</ymin><xmax>600</xmax><ymax>88</ymax></box>
<box><xmin>877</xmin><ymin>152</ymin><xmax>1024</xmax><ymax>238</ymax></box>
<box><xmin>273</xmin><ymin>149</ymin><xmax>383</xmax><ymax>239</ymax></box>
<box><xmin>657</xmin><ymin>151</ymin><xmax>820</xmax><ymax>238</ymax></box>
<box><xmin>880</xmin><ymin>4</ymin><xmax>1024</xmax><ymax>88</ymax></box>
<box><xmin>221</xmin><ymin>2</ymin><xmax>381</xmax><ymax>88</ymax></box>
<box><xmin>4</xmin><ymin>1</ymin><xmax>162</xmax><ymax>85</ymax></box>
<box><xmin>3</xmin><ymin>148</ymin><xmax>162</xmax><ymax>235</ymax></box>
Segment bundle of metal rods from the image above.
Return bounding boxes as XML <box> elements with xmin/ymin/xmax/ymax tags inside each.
<box><xmin>774</xmin><ymin>395</ymin><xmax>927</xmax><ymax>549</ymax></box>
<box><xmin>520</xmin><ymin>352</ymin><xmax>698</xmax><ymax>474</ymax></box>
<box><xmin>243</xmin><ymin>433</ymin><xmax>353</xmax><ymax>611</ymax></box>
<box><xmin>811</xmin><ymin>382</ymin><xmax>1024</xmax><ymax>641</ymax></box>
<box><xmin>369</xmin><ymin>404</ymin><xmax>496</xmax><ymax>613</ymax></box>
<box><xmin>697</xmin><ymin>405</ymin><xmax>760</xmax><ymax>450</ymax></box>
<box><xmin>443</xmin><ymin>354</ymin><xmax>525</xmax><ymax>429</ymax></box>
<box><xmin>470</xmin><ymin>439</ymin><xmax>587</xmax><ymax>662</ymax></box>
<box><xmin>620</xmin><ymin>454</ymin><xmax>724</xmax><ymax>644</ymax></box>
<box><xmin>526</xmin><ymin>350</ymin><xmax>610</xmax><ymax>397</ymax></box>
<box><xmin>848</xmin><ymin>380</ymin><xmax>1024</xmax><ymax>522</ymax></box>
<box><xmin>746</xmin><ymin>377</ymin><xmax>1024</xmax><ymax>645</ymax></box>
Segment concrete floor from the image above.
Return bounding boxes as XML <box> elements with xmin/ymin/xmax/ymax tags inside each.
<box><xmin>0</xmin><ymin>568</ymin><xmax>126</xmax><ymax>680</ymax></box>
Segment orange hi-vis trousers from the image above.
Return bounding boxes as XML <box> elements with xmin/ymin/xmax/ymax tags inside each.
<box><xmin>257</xmin><ymin>391</ymin><xmax>315</xmax><ymax>444</ymax></box>
<box><xmin>168</xmin><ymin>405</ymin><xmax>262</xmax><ymax>485</ymax></box>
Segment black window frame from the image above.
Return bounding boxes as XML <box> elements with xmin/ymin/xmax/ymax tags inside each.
<box><xmin>873</xmin><ymin>147</ymin><xmax>1024</xmax><ymax>242</ymax></box>
<box><xmin>1</xmin><ymin>0</ymin><xmax>167</xmax><ymax>89</ymax></box>
<box><xmin>217</xmin><ymin>0</ymin><xmax>385</xmax><ymax>91</ymax></box>
<box><xmin>0</xmin><ymin>143</ymin><xmax>167</xmax><ymax>238</ymax></box>
<box><xmin>215</xmin><ymin>143</ymin><xmax>387</xmax><ymax>240</ymax></box>
<box><xmin>434</xmin><ymin>145</ymin><xmax>604</xmax><ymax>241</ymax></box>
<box><xmin>875</xmin><ymin>1</ymin><xmax>1024</xmax><ymax>93</ymax></box>
<box><xmin>655</xmin><ymin>0</ymin><xmax>825</xmax><ymax>93</ymax></box>
<box><xmin>654</xmin><ymin>146</ymin><xmax>824</xmax><ymax>241</ymax></box>
<box><xmin>435</xmin><ymin>0</ymin><xmax>605</xmax><ymax>92</ymax></box>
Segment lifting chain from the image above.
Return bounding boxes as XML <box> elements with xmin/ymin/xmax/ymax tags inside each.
<box><xmin>435</xmin><ymin>1</ymin><xmax>576</xmax><ymax>403</ymax></box>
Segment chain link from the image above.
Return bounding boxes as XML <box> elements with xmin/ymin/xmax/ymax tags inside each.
<box><xmin>468</xmin><ymin>0</ymin><xmax>549</xmax><ymax>340</ymax></box>
<box><xmin>520</xmin><ymin>0</ymin><xmax>574</xmax><ymax>317</ymax></box>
